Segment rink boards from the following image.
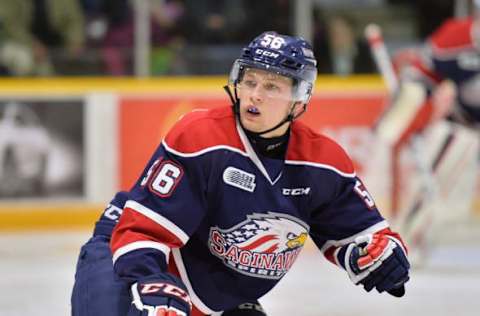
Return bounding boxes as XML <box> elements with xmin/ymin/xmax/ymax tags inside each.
<box><xmin>0</xmin><ymin>76</ymin><xmax>477</xmax><ymax>230</ymax></box>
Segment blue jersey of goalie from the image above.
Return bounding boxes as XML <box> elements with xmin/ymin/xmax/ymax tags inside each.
<box><xmin>110</xmin><ymin>106</ymin><xmax>398</xmax><ymax>314</ymax></box>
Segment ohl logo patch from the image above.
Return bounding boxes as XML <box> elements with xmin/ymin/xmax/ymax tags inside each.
<box><xmin>208</xmin><ymin>212</ymin><xmax>309</xmax><ymax>280</ymax></box>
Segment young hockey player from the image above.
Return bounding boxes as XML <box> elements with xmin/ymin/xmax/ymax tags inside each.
<box><xmin>72</xmin><ymin>31</ymin><xmax>410</xmax><ymax>316</ymax></box>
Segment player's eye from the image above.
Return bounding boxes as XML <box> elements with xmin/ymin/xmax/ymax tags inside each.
<box><xmin>242</xmin><ymin>79</ymin><xmax>257</xmax><ymax>88</ymax></box>
<box><xmin>264</xmin><ymin>82</ymin><xmax>280</xmax><ymax>92</ymax></box>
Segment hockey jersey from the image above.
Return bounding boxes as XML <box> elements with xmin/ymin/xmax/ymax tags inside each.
<box><xmin>110</xmin><ymin>106</ymin><xmax>391</xmax><ymax>314</ymax></box>
<box><xmin>421</xmin><ymin>17</ymin><xmax>480</xmax><ymax>122</ymax></box>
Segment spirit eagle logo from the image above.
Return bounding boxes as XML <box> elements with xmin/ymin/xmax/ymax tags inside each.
<box><xmin>209</xmin><ymin>212</ymin><xmax>309</xmax><ymax>280</ymax></box>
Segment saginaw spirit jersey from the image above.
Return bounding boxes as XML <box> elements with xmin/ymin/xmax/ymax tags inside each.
<box><xmin>110</xmin><ymin>106</ymin><xmax>393</xmax><ymax>314</ymax></box>
<box><xmin>419</xmin><ymin>16</ymin><xmax>480</xmax><ymax>122</ymax></box>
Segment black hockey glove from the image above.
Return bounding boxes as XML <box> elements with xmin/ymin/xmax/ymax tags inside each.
<box><xmin>223</xmin><ymin>301</ymin><xmax>267</xmax><ymax>316</ymax></box>
<box><xmin>128</xmin><ymin>273</ymin><xmax>192</xmax><ymax>316</ymax></box>
<box><xmin>337</xmin><ymin>231</ymin><xmax>410</xmax><ymax>297</ymax></box>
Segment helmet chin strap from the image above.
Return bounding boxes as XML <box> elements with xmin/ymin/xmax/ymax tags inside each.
<box><xmin>223</xmin><ymin>85</ymin><xmax>305</xmax><ymax>137</ymax></box>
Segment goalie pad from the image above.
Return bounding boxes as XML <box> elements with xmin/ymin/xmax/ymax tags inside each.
<box><xmin>375</xmin><ymin>81</ymin><xmax>427</xmax><ymax>146</ymax></box>
<box><xmin>394</xmin><ymin>121</ymin><xmax>479</xmax><ymax>263</ymax></box>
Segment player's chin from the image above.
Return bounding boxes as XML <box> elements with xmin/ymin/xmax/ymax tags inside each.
<box><xmin>240</xmin><ymin>117</ymin><xmax>264</xmax><ymax>132</ymax></box>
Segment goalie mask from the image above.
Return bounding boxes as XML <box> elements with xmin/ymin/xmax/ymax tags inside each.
<box><xmin>224</xmin><ymin>31</ymin><xmax>318</xmax><ymax>136</ymax></box>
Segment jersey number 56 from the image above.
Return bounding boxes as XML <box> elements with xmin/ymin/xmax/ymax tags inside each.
<box><xmin>141</xmin><ymin>158</ymin><xmax>184</xmax><ymax>197</ymax></box>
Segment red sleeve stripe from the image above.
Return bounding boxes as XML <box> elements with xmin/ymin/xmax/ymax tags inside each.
<box><xmin>408</xmin><ymin>52</ymin><xmax>443</xmax><ymax>83</ymax></box>
<box><xmin>112</xmin><ymin>240</ymin><xmax>170</xmax><ymax>264</ymax></box>
<box><xmin>323</xmin><ymin>246</ymin><xmax>342</xmax><ymax>266</ymax></box>
<box><xmin>125</xmin><ymin>200</ymin><xmax>189</xmax><ymax>245</ymax></box>
<box><xmin>320</xmin><ymin>220</ymin><xmax>389</xmax><ymax>253</ymax></box>
<box><xmin>110</xmin><ymin>208</ymin><xmax>185</xmax><ymax>254</ymax></box>
<box><xmin>410</xmin><ymin>67</ymin><xmax>443</xmax><ymax>86</ymax></box>
<box><xmin>285</xmin><ymin>160</ymin><xmax>356</xmax><ymax>178</ymax></box>
<box><xmin>162</xmin><ymin>139</ymin><xmax>248</xmax><ymax>158</ymax></box>
<box><xmin>428</xmin><ymin>40</ymin><xmax>474</xmax><ymax>60</ymax></box>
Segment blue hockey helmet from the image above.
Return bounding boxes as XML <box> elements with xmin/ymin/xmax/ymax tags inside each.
<box><xmin>229</xmin><ymin>31</ymin><xmax>318</xmax><ymax>104</ymax></box>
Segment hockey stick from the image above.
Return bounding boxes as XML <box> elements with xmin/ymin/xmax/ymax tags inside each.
<box><xmin>364</xmin><ymin>23</ymin><xmax>421</xmax><ymax>140</ymax></box>
<box><xmin>364</xmin><ymin>23</ymin><xmax>433</xmax><ymax>269</ymax></box>
<box><xmin>365</xmin><ymin>23</ymin><xmax>427</xmax><ymax>211</ymax></box>
<box><xmin>364</xmin><ymin>23</ymin><xmax>398</xmax><ymax>94</ymax></box>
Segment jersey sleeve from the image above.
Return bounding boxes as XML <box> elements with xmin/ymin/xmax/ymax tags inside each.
<box><xmin>306</xmin><ymin>144</ymin><xmax>399</xmax><ymax>268</ymax></box>
<box><xmin>92</xmin><ymin>191</ymin><xmax>129</xmax><ymax>237</ymax></box>
<box><xmin>110</xmin><ymin>127</ymin><xmax>209</xmax><ymax>283</ymax></box>
<box><xmin>393</xmin><ymin>46</ymin><xmax>443</xmax><ymax>89</ymax></box>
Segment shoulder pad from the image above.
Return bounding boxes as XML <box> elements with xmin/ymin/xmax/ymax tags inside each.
<box><xmin>429</xmin><ymin>17</ymin><xmax>475</xmax><ymax>57</ymax></box>
<box><xmin>287</xmin><ymin>122</ymin><xmax>355</xmax><ymax>177</ymax></box>
<box><xmin>164</xmin><ymin>106</ymin><xmax>244</xmax><ymax>155</ymax></box>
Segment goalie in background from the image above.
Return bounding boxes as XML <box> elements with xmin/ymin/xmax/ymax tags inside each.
<box><xmin>373</xmin><ymin>1</ymin><xmax>480</xmax><ymax>262</ymax></box>
<box><xmin>72</xmin><ymin>31</ymin><xmax>410</xmax><ymax>316</ymax></box>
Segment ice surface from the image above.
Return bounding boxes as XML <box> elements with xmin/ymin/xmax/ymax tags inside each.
<box><xmin>0</xmin><ymin>228</ymin><xmax>479</xmax><ymax>316</ymax></box>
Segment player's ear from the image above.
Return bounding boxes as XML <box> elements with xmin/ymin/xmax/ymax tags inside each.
<box><xmin>291</xmin><ymin>101</ymin><xmax>306</xmax><ymax>117</ymax></box>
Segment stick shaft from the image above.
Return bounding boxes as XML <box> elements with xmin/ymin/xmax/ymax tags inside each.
<box><xmin>365</xmin><ymin>24</ymin><xmax>399</xmax><ymax>94</ymax></box>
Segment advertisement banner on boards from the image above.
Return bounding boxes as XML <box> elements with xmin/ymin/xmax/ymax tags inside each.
<box><xmin>0</xmin><ymin>98</ymin><xmax>85</xmax><ymax>199</ymax></box>
<box><xmin>117</xmin><ymin>93</ymin><xmax>386</xmax><ymax>190</ymax></box>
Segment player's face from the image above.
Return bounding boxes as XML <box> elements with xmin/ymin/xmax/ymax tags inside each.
<box><xmin>237</xmin><ymin>68</ymin><xmax>300</xmax><ymax>137</ymax></box>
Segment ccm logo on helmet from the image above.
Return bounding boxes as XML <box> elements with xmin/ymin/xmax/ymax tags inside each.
<box><xmin>282</xmin><ymin>187</ymin><xmax>311</xmax><ymax>196</ymax></box>
<box><xmin>255</xmin><ymin>48</ymin><xmax>279</xmax><ymax>58</ymax></box>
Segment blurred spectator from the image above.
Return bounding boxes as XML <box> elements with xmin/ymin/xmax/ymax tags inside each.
<box><xmin>0</xmin><ymin>0</ymin><xmax>85</xmax><ymax>76</ymax></box>
<box><xmin>387</xmin><ymin>0</ymin><xmax>454</xmax><ymax>39</ymax></box>
<box><xmin>313</xmin><ymin>12</ymin><xmax>375</xmax><ymax>75</ymax></box>
<box><xmin>82</xmin><ymin>0</ymin><xmax>185</xmax><ymax>75</ymax></box>
<box><xmin>240</xmin><ymin>0</ymin><xmax>291</xmax><ymax>42</ymax></box>
<box><xmin>314</xmin><ymin>0</ymin><xmax>385</xmax><ymax>7</ymax></box>
<box><xmin>150</xmin><ymin>0</ymin><xmax>187</xmax><ymax>74</ymax></box>
<box><xmin>414</xmin><ymin>0</ymin><xmax>454</xmax><ymax>38</ymax></box>
<box><xmin>179</xmin><ymin>0</ymin><xmax>246</xmax><ymax>44</ymax></box>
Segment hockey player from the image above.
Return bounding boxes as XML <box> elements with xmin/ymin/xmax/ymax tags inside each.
<box><xmin>371</xmin><ymin>7</ymin><xmax>480</xmax><ymax>257</ymax></box>
<box><xmin>72</xmin><ymin>31</ymin><xmax>410</xmax><ymax>316</ymax></box>
<box><xmin>392</xmin><ymin>13</ymin><xmax>480</xmax><ymax>129</ymax></box>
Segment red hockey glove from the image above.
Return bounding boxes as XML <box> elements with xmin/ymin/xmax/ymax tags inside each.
<box><xmin>128</xmin><ymin>274</ymin><xmax>192</xmax><ymax>316</ymax></box>
<box><xmin>337</xmin><ymin>230</ymin><xmax>410</xmax><ymax>297</ymax></box>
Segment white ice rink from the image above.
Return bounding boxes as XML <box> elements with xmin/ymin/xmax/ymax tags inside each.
<box><xmin>1</xmin><ymin>221</ymin><xmax>479</xmax><ymax>316</ymax></box>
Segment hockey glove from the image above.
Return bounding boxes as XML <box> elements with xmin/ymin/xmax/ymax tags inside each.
<box><xmin>337</xmin><ymin>230</ymin><xmax>410</xmax><ymax>297</ymax></box>
<box><xmin>128</xmin><ymin>273</ymin><xmax>192</xmax><ymax>316</ymax></box>
<box><xmin>223</xmin><ymin>301</ymin><xmax>267</xmax><ymax>316</ymax></box>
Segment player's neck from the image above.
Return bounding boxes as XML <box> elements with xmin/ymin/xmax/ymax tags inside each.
<box><xmin>244</xmin><ymin>128</ymin><xmax>290</xmax><ymax>159</ymax></box>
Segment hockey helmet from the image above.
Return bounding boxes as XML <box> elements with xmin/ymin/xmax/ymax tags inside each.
<box><xmin>229</xmin><ymin>31</ymin><xmax>318</xmax><ymax>104</ymax></box>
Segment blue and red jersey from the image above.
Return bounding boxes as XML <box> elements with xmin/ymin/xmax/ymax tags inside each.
<box><xmin>109</xmin><ymin>106</ymin><xmax>394</xmax><ymax>314</ymax></box>
<box><xmin>397</xmin><ymin>16</ymin><xmax>480</xmax><ymax>123</ymax></box>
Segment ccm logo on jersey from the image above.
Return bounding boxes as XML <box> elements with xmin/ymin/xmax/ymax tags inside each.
<box><xmin>282</xmin><ymin>187</ymin><xmax>311</xmax><ymax>196</ymax></box>
<box><xmin>102</xmin><ymin>204</ymin><xmax>123</xmax><ymax>221</ymax></box>
<box><xmin>223</xmin><ymin>166</ymin><xmax>256</xmax><ymax>192</ymax></box>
